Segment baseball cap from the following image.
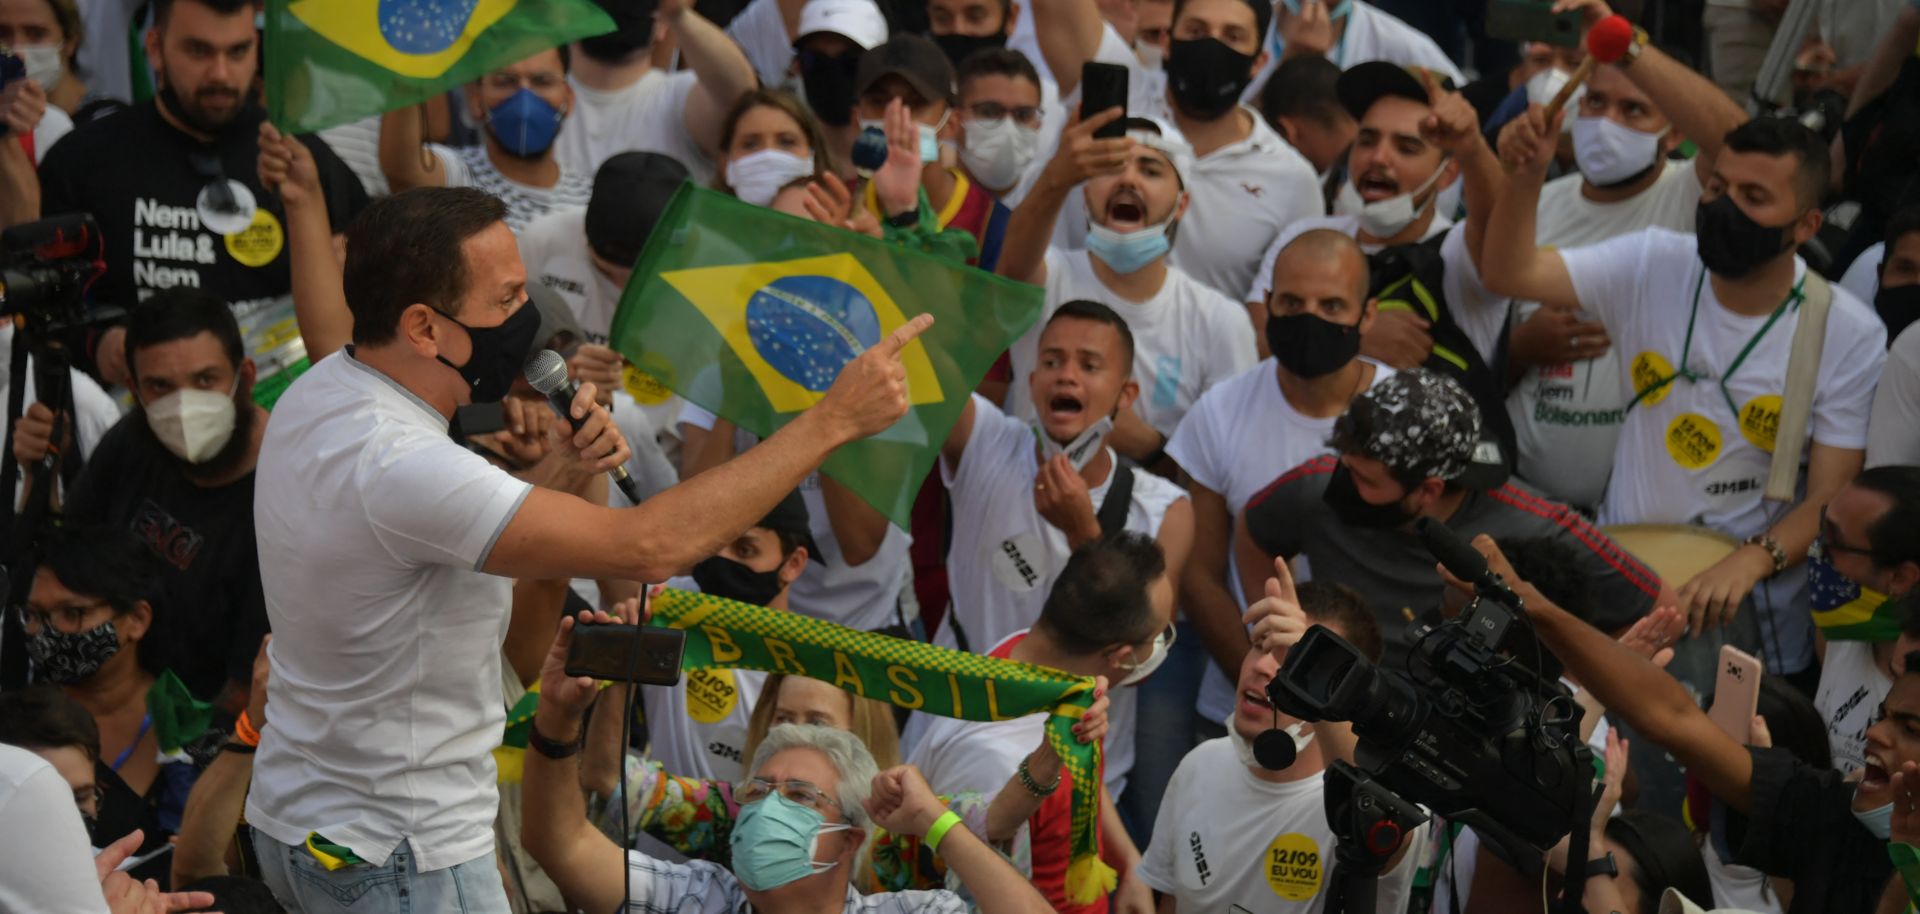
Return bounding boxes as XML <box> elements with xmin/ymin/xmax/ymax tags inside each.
<box><xmin>795</xmin><ymin>0</ymin><xmax>889</xmax><ymax>50</ymax></box>
<box><xmin>1332</xmin><ymin>368</ymin><xmax>1507</xmax><ymax>490</ymax></box>
<box><xmin>756</xmin><ymin>491</ymin><xmax>827</xmax><ymax>565</ymax></box>
<box><xmin>1336</xmin><ymin>61</ymin><xmax>1454</xmax><ymax>121</ymax></box>
<box><xmin>1657</xmin><ymin>888</ymin><xmax>1764</xmax><ymax>914</ymax></box>
<box><xmin>855</xmin><ymin>33</ymin><xmax>956</xmax><ymax>103</ymax></box>
<box><xmin>1122</xmin><ymin>116</ymin><xmax>1194</xmax><ymax>189</ymax></box>
<box><xmin>584</xmin><ymin>151</ymin><xmax>689</xmax><ymax>267</ymax></box>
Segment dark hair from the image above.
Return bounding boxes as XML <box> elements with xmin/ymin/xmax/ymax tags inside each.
<box><xmin>153</xmin><ymin>0</ymin><xmax>252</xmax><ymax>27</ymax></box>
<box><xmin>956</xmin><ymin>48</ymin><xmax>1042</xmax><ymax>94</ymax></box>
<box><xmin>1721</xmin><ymin>118</ymin><xmax>1830</xmax><ymax>211</ymax></box>
<box><xmin>0</xmin><ymin>685</ymin><xmax>101</xmax><ymax>761</ymax></box>
<box><xmin>1170</xmin><ymin>0</ymin><xmax>1271</xmax><ymax>53</ymax></box>
<box><xmin>1754</xmin><ymin>673</ymin><xmax>1831</xmax><ymax>769</ymax></box>
<box><xmin>1041</xmin><ymin>300</ymin><xmax>1137</xmax><ymax>375</ymax></box>
<box><xmin>36</xmin><ymin>0</ymin><xmax>84</xmax><ymax>55</ymax></box>
<box><xmin>1852</xmin><ymin>466</ymin><xmax>1920</xmax><ymax>569</ymax></box>
<box><xmin>1498</xmin><ymin>537</ymin><xmax>1595</xmax><ymax>624</ymax></box>
<box><xmin>38</xmin><ymin>525</ymin><xmax>162</xmax><ymax>621</ymax></box>
<box><xmin>1038</xmin><ymin>531</ymin><xmax>1168</xmax><ymax>655</ymax></box>
<box><xmin>1605</xmin><ymin>811</ymin><xmax>1714</xmax><ymax>914</ymax></box>
<box><xmin>1260</xmin><ymin>56</ymin><xmax>1345</xmax><ymax>129</ymax></box>
<box><xmin>1296</xmin><ymin>580</ymin><xmax>1381</xmax><ymax>662</ymax></box>
<box><xmin>1885</xmin><ymin>205</ymin><xmax>1920</xmax><ymax>266</ymax></box>
<box><xmin>715</xmin><ymin>89</ymin><xmax>832</xmax><ymax>191</ymax></box>
<box><xmin>177</xmin><ymin>876</ymin><xmax>287</xmax><ymax>914</ymax></box>
<box><xmin>344</xmin><ymin>187</ymin><xmax>509</xmax><ymax>346</ymax></box>
<box><xmin>124</xmin><ymin>289</ymin><xmax>245</xmax><ymax>381</ymax></box>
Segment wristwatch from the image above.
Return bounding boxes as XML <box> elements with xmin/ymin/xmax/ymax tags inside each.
<box><xmin>1620</xmin><ymin>25</ymin><xmax>1650</xmax><ymax>68</ymax></box>
<box><xmin>1585</xmin><ymin>851</ymin><xmax>1619</xmax><ymax>878</ymax></box>
<box><xmin>1743</xmin><ymin>533</ymin><xmax>1789</xmax><ymax>577</ymax></box>
<box><xmin>528</xmin><ymin>722</ymin><xmax>583</xmax><ymax>760</ymax></box>
<box><xmin>886</xmin><ymin>209</ymin><xmax>919</xmax><ymax>229</ymax></box>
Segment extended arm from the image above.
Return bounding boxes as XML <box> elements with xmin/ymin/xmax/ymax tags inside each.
<box><xmin>259</xmin><ymin>122</ymin><xmax>351</xmax><ymax>362</ymax></box>
<box><xmin>998</xmin><ymin>108</ymin><xmax>1132</xmax><ymax>285</ymax></box>
<box><xmin>1032</xmin><ymin>0</ymin><xmax>1110</xmax><ymax>96</ymax></box>
<box><xmin>1181</xmin><ymin>484</ymin><xmax>1252</xmax><ymax>681</ymax></box>
<box><xmin>668</xmin><ymin>0</ymin><xmax>759</xmax><ymax>158</ymax></box>
<box><xmin>378</xmin><ymin>105</ymin><xmax>447</xmax><ymax>192</ymax></box>
<box><xmin>820</xmin><ymin>475</ymin><xmax>887</xmax><ymax>566</ymax></box>
<box><xmin>1479</xmin><ymin>105</ymin><xmax>1581</xmax><ymax>310</ymax></box>
<box><xmin>1847</xmin><ymin>5</ymin><xmax>1920</xmax><ymax>118</ymax></box>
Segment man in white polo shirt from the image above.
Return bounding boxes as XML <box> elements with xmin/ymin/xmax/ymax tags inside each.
<box><xmin>246</xmin><ymin>186</ymin><xmax>926</xmax><ymax>912</ymax></box>
<box><xmin>998</xmin><ymin>113</ymin><xmax>1256</xmax><ymax>466</ymax></box>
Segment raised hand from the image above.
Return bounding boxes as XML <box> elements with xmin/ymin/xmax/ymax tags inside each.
<box><xmin>1277</xmin><ymin>0</ymin><xmax>1337</xmax><ymax>58</ymax></box>
<box><xmin>12</xmin><ymin>401</ymin><xmax>67</xmax><ymax>465</ymax></box>
<box><xmin>1550</xmin><ymin>0</ymin><xmax>1618</xmax><ymax>29</ymax></box>
<box><xmin>863</xmin><ymin>765</ymin><xmax>948</xmax><ymax>837</ymax></box>
<box><xmin>816</xmin><ymin>314</ymin><xmax>935</xmax><ymax>442</ymax></box>
<box><xmin>872</xmin><ymin>97</ymin><xmax>925</xmax><ymax>218</ymax></box>
<box><xmin>257</xmin><ymin>121</ymin><xmax>322</xmax><ymax>207</ymax></box>
<box><xmin>1417</xmin><ymin>67</ymin><xmax>1481</xmax><ymax>156</ymax></box>
<box><xmin>548</xmin><ymin>381</ymin><xmax>632</xmax><ymax>476</ymax></box>
<box><xmin>1040</xmin><ymin>108</ymin><xmax>1133</xmax><ymax>193</ymax></box>
<box><xmin>1034</xmin><ymin>452</ymin><xmax>1099</xmax><ymax>544</ymax></box>
<box><xmin>535</xmin><ymin>608</ymin><xmax>642</xmax><ymax>732</ymax></box>
<box><xmin>0</xmin><ymin>76</ymin><xmax>48</xmax><ymax>138</ymax></box>
<box><xmin>567</xmin><ymin>344</ymin><xmax>623</xmax><ymax>407</ymax></box>
<box><xmin>1504</xmin><ymin>103</ymin><xmax>1567</xmax><ymax>174</ymax></box>
<box><xmin>1243</xmin><ymin>556</ymin><xmax>1308</xmax><ymax>661</ymax></box>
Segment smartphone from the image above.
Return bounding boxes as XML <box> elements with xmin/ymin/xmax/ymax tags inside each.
<box><xmin>452</xmin><ymin>403</ymin><xmax>507</xmax><ymax>439</ymax></box>
<box><xmin>1706</xmin><ymin>645</ymin><xmax>1764</xmax><ymax>743</ymax></box>
<box><xmin>566</xmin><ymin>624</ymin><xmax>687</xmax><ymax>685</ymax></box>
<box><xmin>1080</xmin><ymin>62</ymin><xmax>1129</xmax><ymax>139</ymax></box>
<box><xmin>1486</xmin><ymin>0</ymin><xmax>1583</xmax><ymax>48</ymax></box>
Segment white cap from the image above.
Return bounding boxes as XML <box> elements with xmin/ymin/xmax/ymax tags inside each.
<box><xmin>1658</xmin><ymin>888</ymin><xmax>1765</xmax><ymax>914</ymax></box>
<box><xmin>795</xmin><ymin>0</ymin><xmax>889</xmax><ymax>50</ymax></box>
<box><xmin>1125</xmin><ymin>116</ymin><xmax>1195</xmax><ymax>189</ymax></box>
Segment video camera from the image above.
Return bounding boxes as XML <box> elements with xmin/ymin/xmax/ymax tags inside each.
<box><xmin>1267</xmin><ymin>518</ymin><xmax>1593</xmax><ymax>870</ymax></box>
<box><xmin>0</xmin><ymin>214</ymin><xmax>104</xmax><ymax>327</ymax></box>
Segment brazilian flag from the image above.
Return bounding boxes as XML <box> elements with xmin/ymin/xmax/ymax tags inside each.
<box><xmin>264</xmin><ymin>0</ymin><xmax>615</xmax><ymax>134</ymax></box>
<box><xmin>610</xmin><ymin>186</ymin><xmax>1045</xmax><ymax>529</ymax></box>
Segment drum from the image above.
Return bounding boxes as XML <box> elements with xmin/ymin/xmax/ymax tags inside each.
<box><xmin>1599</xmin><ymin>524</ymin><xmax>1739</xmax><ymax>590</ymax></box>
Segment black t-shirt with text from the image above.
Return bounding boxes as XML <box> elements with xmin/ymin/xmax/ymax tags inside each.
<box><xmin>66</xmin><ymin>413</ymin><xmax>266</xmax><ymax>701</ymax></box>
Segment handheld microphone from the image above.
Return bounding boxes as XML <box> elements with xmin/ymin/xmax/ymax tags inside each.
<box><xmin>523</xmin><ymin>349</ymin><xmax>643</xmax><ymax>505</ymax></box>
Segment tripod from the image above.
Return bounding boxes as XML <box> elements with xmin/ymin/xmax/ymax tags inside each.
<box><xmin>1321</xmin><ymin>762</ymin><xmax>1429</xmax><ymax>914</ymax></box>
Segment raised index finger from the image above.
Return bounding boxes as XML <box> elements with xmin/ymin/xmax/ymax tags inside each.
<box><xmin>878</xmin><ymin>313</ymin><xmax>935</xmax><ymax>356</ymax></box>
<box><xmin>1266</xmin><ymin>555</ymin><xmax>1297</xmax><ymax>604</ymax></box>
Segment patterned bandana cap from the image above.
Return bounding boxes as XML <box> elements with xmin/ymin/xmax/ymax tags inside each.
<box><xmin>1338</xmin><ymin>368</ymin><xmax>1481</xmax><ymax>481</ymax></box>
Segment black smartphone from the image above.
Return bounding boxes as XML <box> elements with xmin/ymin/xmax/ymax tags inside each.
<box><xmin>1486</xmin><ymin>0</ymin><xmax>1582</xmax><ymax>48</ymax></box>
<box><xmin>1080</xmin><ymin>62</ymin><xmax>1129</xmax><ymax>139</ymax></box>
<box><xmin>566</xmin><ymin>624</ymin><xmax>687</xmax><ymax>685</ymax></box>
<box><xmin>451</xmin><ymin>403</ymin><xmax>507</xmax><ymax>438</ymax></box>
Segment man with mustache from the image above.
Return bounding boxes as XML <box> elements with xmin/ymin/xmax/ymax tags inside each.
<box><xmin>35</xmin><ymin>0</ymin><xmax>367</xmax><ymax>391</ymax></box>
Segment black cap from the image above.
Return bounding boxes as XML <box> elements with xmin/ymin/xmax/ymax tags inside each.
<box><xmin>584</xmin><ymin>151</ymin><xmax>689</xmax><ymax>266</ymax></box>
<box><xmin>1335</xmin><ymin>61</ymin><xmax>1455</xmax><ymax>121</ymax></box>
<box><xmin>854</xmin><ymin>33</ymin><xmax>955</xmax><ymax>104</ymax></box>
<box><xmin>1336</xmin><ymin>369</ymin><xmax>1506</xmax><ymax>491</ymax></box>
<box><xmin>756</xmin><ymin>490</ymin><xmax>827</xmax><ymax>565</ymax></box>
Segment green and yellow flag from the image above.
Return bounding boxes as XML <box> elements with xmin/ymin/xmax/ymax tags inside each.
<box><xmin>264</xmin><ymin>0</ymin><xmax>615</xmax><ymax>134</ymax></box>
<box><xmin>609</xmin><ymin>186</ymin><xmax>1045</xmax><ymax>528</ymax></box>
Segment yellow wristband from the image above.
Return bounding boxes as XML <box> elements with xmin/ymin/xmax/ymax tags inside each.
<box><xmin>923</xmin><ymin>810</ymin><xmax>963</xmax><ymax>854</ymax></box>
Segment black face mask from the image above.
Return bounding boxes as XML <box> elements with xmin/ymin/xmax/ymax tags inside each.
<box><xmin>580</xmin><ymin>29</ymin><xmax>653</xmax><ymax>63</ymax></box>
<box><xmin>1695</xmin><ymin>194</ymin><xmax>1797</xmax><ymax>280</ymax></box>
<box><xmin>692</xmin><ymin>555</ymin><xmax>786</xmax><ymax>605</ymax></box>
<box><xmin>798</xmin><ymin>49</ymin><xmax>863</xmax><ymax>127</ymax></box>
<box><xmin>1268</xmin><ymin>312</ymin><xmax>1362</xmax><ymax>379</ymax></box>
<box><xmin>930</xmin><ymin>31</ymin><xmax>1007</xmax><ymax>67</ymax></box>
<box><xmin>1322</xmin><ymin>462</ymin><xmax>1413</xmax><ymax>529</ymax></box>
<box><xmin>1876</xmin><ymin>283</ymin><xmax>1920</xmax><ymax>345</ymax></box>
<box><xmin>437</xmin><ymin>302</ymin><xmax>543</xmax><ymax>404</ymax></box>
<box><xmin>1165</xmin><ymin>37</ymin><xmax>1254</xmax><ymax>121</ymax></box>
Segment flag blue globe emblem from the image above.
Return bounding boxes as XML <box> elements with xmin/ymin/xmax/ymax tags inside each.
<box><xmin>745</xmin><ymin>275</ymin><xmax>882</xmax><ymax>392</ymax></box>
<box><xmin>379</xmin><ymin>0</ymin><xmax>481</xmax><ymax>54</ymax></box>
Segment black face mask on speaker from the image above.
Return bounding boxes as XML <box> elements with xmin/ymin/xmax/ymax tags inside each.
<box><xmin>1164</xmin><ymin>37</ymin><xmax>1253</xmax><ymax>121</ymax></box>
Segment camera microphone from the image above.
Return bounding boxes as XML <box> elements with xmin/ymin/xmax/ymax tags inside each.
<box><xmin>524</xmin><ymin>349</ymin><xmax>644</xmax><ymax>506</ymax></box>
<box><xmin>1418</xmin><ymin>517</ymin><xmax>1514</xmax><ymax>602</ymax></box>
<box><xmin>1252</xmin><ymin>728</ymin><xmax>1298</xmax><ymax>771</ymax></box>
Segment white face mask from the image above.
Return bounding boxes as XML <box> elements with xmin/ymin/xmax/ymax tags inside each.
<box><xmin>18</xmin><ymin>44</ymin><xmax>62</xmax><ymax>93</ymax></box>
<box><xmin>960</xmin><ymin>118</ymin><xmax>1040</xmax><ymax>192</ymax></box>
<box><xmin>1224</xmin><ymin>712</ymin><xmax>1314</xmax><ymax>768</ymax></box>
<box><xmin>1117</xmin><ymin>626</ymin><xmax>1172</xmax><ymax>686</ymax></box>
<box><xmin>145</xmin><ymin>382</ymin><xmax>238</xmax><ymax>464</ymax></box>
<box><xmin>1135</xmin><ymin>42</ymin><xmax>1165</xmax><ymax>71</ymax></box>
<box><xmin>1355</xmin><ymin>163</ymin><xmax>1448</xmax><ymax>240</ymax></box>
<box><xmin>726</xmin><ymin>149</ymin><xmax>816</xmax><ymax>208</ymax></box>
<box><xmin>858</xmin><ymin>112</ymin><xmax>947</xmax><ymax>164</ymax></box>
<box><xmin>1525</xmin><ymin>68</ymin><xmax>1583</xmax><ymax>125</ymax></box>
<box><xmin>1571</xmin><ymin>114</ymin><xmax>1667</xmax><ymax>187</ymax></box>
<box><xmin>1032</xmin><ymin>415</ymin><xmax>1113</xmax><ymax>471</ymax></box>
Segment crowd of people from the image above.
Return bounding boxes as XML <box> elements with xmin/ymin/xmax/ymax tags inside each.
<box><xmin>2</xmin><ymin>0</ymin><xmax>1920</xmax><ymax>911</ymax></box>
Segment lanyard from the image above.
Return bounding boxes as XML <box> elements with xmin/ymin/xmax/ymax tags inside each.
<box><xmin>1624</xmin><ymin>266</ymin><xmax>1804</xmax><ymax>419</ymax></box>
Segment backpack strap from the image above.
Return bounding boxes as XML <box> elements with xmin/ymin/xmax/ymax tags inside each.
<box><xmin>1096</xmin><ymin>463</ymin><xmax>1135</xmax><ymax>537</ymax></box>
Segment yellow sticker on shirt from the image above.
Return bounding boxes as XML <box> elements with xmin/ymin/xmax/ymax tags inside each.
<box><xmin>1631</xmin><ymin>351</ymin><xmax>1675</xmax><ymax>407</ymax></box>
<box><xmin>1666</xmin><ymin>413</ymin><xmax>1723</xmax><ymax>470</ymax></box>
<box><xmin>225</xmin><ymin>208</ymin><xmax>285</xmax><ymax>267</ymax></box>
<box><xmin>1263</xmin><ymin>833</ymin><xmax>1324</xmax><ymax>901</ymax></box>
<box><xmin>684</xmin><ymin>669</ymin><xmax>738</xmax><ymax>724</ymax></box>
<box><xmin>623</xmin><ymin>362</ymin><xmax>674</xmax><ymax>406</ymax></box>
<box><xmin>1739</xmin><ymin>394</ymin><xmax>1783</xmax><ymax>453</ymax></box>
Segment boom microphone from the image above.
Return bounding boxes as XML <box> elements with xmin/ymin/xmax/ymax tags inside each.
<box><xmin>524</xmin><ymin>349</ymin><xmax>644</xmax><ymax>506</ymax></box>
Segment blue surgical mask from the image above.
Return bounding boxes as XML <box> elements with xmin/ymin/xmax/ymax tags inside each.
<box><xmin>1085</xmin><ymin>220</ymin><xmax>1173</xmax><ymax>273</ymax></box>
<box><xmin>486</xmin><ymin>87</ymin><xmax>564</xmax><ymax>157</ymax></box>
<box><xmin>1854</xmin><ymin>797</ymin><xmax>1893</xmax><ymax>839</ymax></box>
<box><xmin>1280</xmin><ymin>0</ymin><xmax>1352</xmax><ymax>17</ymax></box>
<box><xmin>729</xmin><ymin>792</ymin><xmax>852</xmax><ymax>890</ymax></box>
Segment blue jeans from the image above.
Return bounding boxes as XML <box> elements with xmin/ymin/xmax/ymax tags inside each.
<box><xmin>252</xmin><ymin>833</ymin><xmax>510</xmax><ymax>914</ymax></box>
<box><xmin>1119</xmin><ymin>620</ymin><xmax>1206</xmax><ymax>846</ymax></box>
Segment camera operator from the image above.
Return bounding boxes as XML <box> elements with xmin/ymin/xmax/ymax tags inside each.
<box><xmin>245</xmin><ymin>186</ymin><xmax>929</xmax><ymax>911</ymax></box>
<box><xmin>1233</xmin><ymin>368</ymin><xmax>1662</xmax><ymax>669</ymax></box>
<box><xmin>1451</xmin><ymin>534</ymin><xmax>1904</xmax><ymax>914</ymax></box>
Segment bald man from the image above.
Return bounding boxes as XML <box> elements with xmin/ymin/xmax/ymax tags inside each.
<box><xmin>1137</xmin><ymin>229</ymin><xmax>1393</xmax><ymax>836</ymax></box>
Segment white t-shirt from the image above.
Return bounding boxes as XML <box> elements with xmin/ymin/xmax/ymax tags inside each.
<box><xmin>728</xmin><ymin>0</ymin><xmax>799</xmax><ymax>95</ymax></box>
<box><xmin>1247</xmin><ymin>213</ymin><xmax>1510</xmax><ymax>369</ymax></box>
<box><xmin>1561</xmin><ymin>230</ymin><xmax>1886</xmax><ymax>670</ymax></box>
<box><xmin>1009</xmin><ymin>248</ymin><xmax>1257</xmax><ymax>437</ymax></box>
<box><xmin>906</xmin><ymin>677</ymin><xmax>1046</xmax><ymax>797</ymax></box>
<box><xmin>1868</xmin><ymin>320</ymin><xmax>1920</xmax><ymax>469</ymax></box>
<box><xmin>0</xmin><ymin>745</ymin><xmax>110</xmax><ymax>914</ymax></box>
<box><xmin>317</xmin><ymin>116</ymin><xmax>390</xmax><ymax>199</ymax></box>
<box><xmin>431</xmin><ymin>144</ymin><xmax>595</xmax><ymax>232</ymax></box>
<box><xmin>554</xmin><ymin>69</ymin><xmax>714</xmax><ymax>186</ymax></box>
<box><xmin>32</xmin><ymin>105</ymin><xmax>73</xmax><ymax>164</ymax></box>
<box><xmin>677</xmin><ymin>405</ymin><xmax>910</xmax><ymax>633</ymax></box>
<box><xmin>1840</xmin><ymin>241</ymin><xmax>1886</xmax><ymax>305</ymax></box>
<box><xmin>1813</xmin><ymin>639</ymin><xmax>1893</xmax><ymax>776</ymax></box>
<box><xmin>1165</xmin><ymin>357</ymin><xmax>1395</xmax><ymax>723</ymax></box>
<box><xmin>1506</xmin><ymin>161</ymin><xmax>1702</xmax><ymax>508</ymax></box>
<box><xmin>1138</xmin><ymin>738</ymin><xmax>1428</xmax><ymax>914</ymax></box>
<box><xmin>644</xmin><ymin>580</ymin><xmax>768</xmax><ymax>784</ymax></box>
<box><xmin>1245</xmin><ymin>1</ymin><xmax>1464</xmax><ymax>103</ymax></box>
<box><xmin>1703</xmin><ymin>844</ymin><xmax>1786</xmax><ymax>914</ymax></box>
<box><xmin>248</xmin><ymin>350</ymin><xmax>533</xmax><ymax>871</ymax></box>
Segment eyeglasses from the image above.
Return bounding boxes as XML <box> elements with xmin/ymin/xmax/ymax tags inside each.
<box><xmin>483</xmin><ymin>71</ymin><xmax>565</xmax><ymax>92</ymax></box>
<box><xmin>964</xmin><ymin>101</ymin><xmax>1044</xmax><ymax>129</ymax></box>
<box><xmin>735</xmin><ymin>777</ymin><xmax>844</xmax><ymax>816</ymax></box>
<box><xmin>13</xmin><ymin>600</ymin><xmax>112</xmax><ymax>634</ymax></box>
<box><xmin>1818</xmin><ymin>506</ymin><xmax>1876</xmax><ymax>559</ymax></box>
